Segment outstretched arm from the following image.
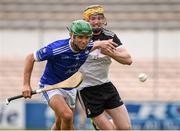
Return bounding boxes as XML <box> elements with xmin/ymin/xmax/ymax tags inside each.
<box><xmin>22</xmin><ymin>53</ymin><xmax>35</xmax><ymax>98</ymax></box>
<box><xmin>91</xmin><ymin>39</ymin><xmax>132</xmax><ymax>65</ymax></box>
<box><xmin>101</xmin><ymin>45</ymin><xmax>132</xmax><ymax>65</ymax></box>
<box><xmin>91</xmin><ymin>39</ymin><xmax>118</xmax><ymax>52</ymax></box>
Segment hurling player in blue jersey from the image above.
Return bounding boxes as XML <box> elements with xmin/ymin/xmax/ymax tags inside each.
<box><xmin>22</xmin><ymin>19</ymin><xmax>117</xmax><ymax>130</ymax></box>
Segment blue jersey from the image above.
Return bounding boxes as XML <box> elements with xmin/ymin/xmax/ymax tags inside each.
<box><xmin>34</xmin><ymin>38</ymin><xmax>93</xmax><ymax>85</ymax></box>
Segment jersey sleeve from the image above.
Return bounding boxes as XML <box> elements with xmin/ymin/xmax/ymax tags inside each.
<box><xmin>113</xmin><ymin>34</ymin><xmax>122</xmax><ymax>46</ymax></box>
<box><xmin>34</xmin><ymin>45</ymin><xmax>53</xmax><ymax>61</ymax></box>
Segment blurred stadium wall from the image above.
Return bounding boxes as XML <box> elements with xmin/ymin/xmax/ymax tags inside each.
<box><xmin>0</xmin><ymin>0</ymin><xmax>180</xmax><ymax>130</ymax></box>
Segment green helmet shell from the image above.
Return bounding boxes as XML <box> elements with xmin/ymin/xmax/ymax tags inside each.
<box><xmin>69</xmin><ymin>20</ymin><xmax>92</xmax><ymax>36</ymax></box>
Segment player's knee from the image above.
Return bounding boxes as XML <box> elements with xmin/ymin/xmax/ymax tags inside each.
<box><xmin>62</xmin><ymin>111</ymin><xmax>73</xmax><ymax>122</ymax></box>
<box><xmin>125</xmin><ymin>123</ymin><xmax>131</xmax><ymax>130</ymax></box>
<box><xmin>117</xmin><ymin>123</ymin><xmax>131</xmax><ymax>130</ymax></box>
<box><xmin>127</xmin><ymin>124</ymin><xmax>132</xmax><ymax>130</ymax></box>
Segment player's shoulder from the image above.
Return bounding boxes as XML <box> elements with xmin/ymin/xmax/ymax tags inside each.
<box><xmin>102</xmin><ymin>28</ymin><xmax>115</xmax><ymax>37</ymax></box>
<box><xmin>48</xmin><ymin>38</ymin><xmax>70</xmax><ymax>49</ymax></box>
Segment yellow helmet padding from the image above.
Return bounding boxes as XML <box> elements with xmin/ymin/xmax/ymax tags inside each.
<box><xmin>83</xmin><ymin>5</ymin><xmax>104</xmax><ymax>21</ymax></box>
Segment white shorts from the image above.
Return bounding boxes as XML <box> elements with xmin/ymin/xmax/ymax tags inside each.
<box><xmin>40</xmin><ymin>84</ymin><xmax>77</xmax><ymax>108</ymax></box>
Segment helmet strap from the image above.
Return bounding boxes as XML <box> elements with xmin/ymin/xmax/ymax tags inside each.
<box><xmin>103</xmin><ymin>16</ymin><xmax>107</xmax><ymax>26</ymax></box>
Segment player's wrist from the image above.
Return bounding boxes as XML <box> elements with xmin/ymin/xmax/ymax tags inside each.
<box><xmin>93</xmin><ymin>41</ymin><xmax>101</xmax><ymax>49</ymax></box>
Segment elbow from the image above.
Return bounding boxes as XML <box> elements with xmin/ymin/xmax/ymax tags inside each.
<box><xmin>127</xmin><ymin>59</ymin><xmax>133</xmax><ymax>65</ymax></box>
<box><xmin>127</xmin><ymin>55</ymin><xmax>133</xmax><ymax>65</ymax></box>
<box><xmin>26</xmin><ymin>53</ymin><xmax>35</xmax><ymax>62</ymax></box>
<box><xmin>119</xmin><ymin>59</ymin><xmax>132</xmax><ymax>65</ymax></box>
<box><xmin>124</xmin><ymin>57</ymin><xmax>133</xmax><ymax>65</ymax></box>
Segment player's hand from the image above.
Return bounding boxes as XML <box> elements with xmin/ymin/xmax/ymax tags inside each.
<box><xmin>100</xmin><ymin>39</ymin><xmax>117</xmax><ymax>51</ymax></box>
<box><xmin>108</xmin><ymin>39</ymin><xmax>118</xmax><ymax>47</ymax></box>
<box><xmin>100</xmin><ymin>39</ymin><xmax>117</xmax><ymax>55</ymax></box>
<box><xmin>22</xmin><ymin>85</ymin><xmax>32</xmax><ymax>99</ymax></box>
<box><xmin>92</xmin><ymin>39</ymin><xmax>117</xmax><ymax>52</ymax></box>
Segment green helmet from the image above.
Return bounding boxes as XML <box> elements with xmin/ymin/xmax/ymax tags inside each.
<box><xmin>69</xmin><ymin>20</ymin><xmax>92</xmax><ymax>36</ymax></box>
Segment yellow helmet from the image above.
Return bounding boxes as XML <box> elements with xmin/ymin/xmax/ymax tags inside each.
<box><xmin>83</xmin><ymin>5</ymin><xmax>104</xmax><ymax>21</ymax></box>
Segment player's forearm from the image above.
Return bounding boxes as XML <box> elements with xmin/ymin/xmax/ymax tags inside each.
<box><xmin>23</xmin><ymin>53</ymin><xmax>35</xmax><ymax>87</ymax></box>
<box><xmin>91</xmin><ymin>41</ymin><xmax>102</xmax><ymax>51</ymax></box>
<box><xmin>105</xmin><ymin>47</ymin><xmax>132</xmax><ymax>65</ymax></box>
<box><xmin>110</xmin><ymin>50</ymin><xmax>132</xmax><ymax>65</ymax></box>
<box><xmin>91</xmin><ymin>40</ymin><xmax>117</xmax><ymax>51</ymax></box>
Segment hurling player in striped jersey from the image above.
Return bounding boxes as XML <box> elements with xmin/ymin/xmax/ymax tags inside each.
<box><xmin>22</xmin><ymin>19</ymin><xmax>117</xmax><ymax>130</ymax></box>
<box><xmin>78</xmin><ymin>5</ymin><xmax>132</xmax><ymax>130</ymax></box>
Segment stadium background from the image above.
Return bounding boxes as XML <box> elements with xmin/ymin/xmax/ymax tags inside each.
<box><xmin>0</xmin><ymin>0</ymin><xmax>180</xmax><ymax>130</ymax></box>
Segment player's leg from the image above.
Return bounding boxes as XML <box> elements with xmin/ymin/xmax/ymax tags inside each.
<box><xmin>42</xmin><ymin>88</ymin><xmax>75</xmax><ymax>130</ymax></box>
<box><xmin>63</xmin><ymin>88</ymin><xmax>77</xmax><ymax>129</ymax></box>
<box><xmin>92</xmin><ymin>111</ymin><xmax>116</xmax><ymax>130</ymax></box>
<box><xmin>51</xmin><ymin>107</ymin><xmax>75</xmax><ymax>130</ymax></box>
<box><xmin>104</xmin><ymin>82</ymin><xmax>131</xmax><ymax>130</ymax></box>
<box><xmin>51</xmin><ymin>112</ymin><xmax>61</xmax><ymax>130</ymax></box>
<box><xmin>78</xmin><ymin>84</ymin><xmax>116</xmax><ymax>130</ymax></box>
<box><xmin>51</xmin><ymin>88</ymin><xmax>77</xmax><ymax>130</ymax></box>
<box><xmin>40</xmin><ymin>85</ymin><xmax>61</xmax><ymax>130</ymax></box>
<box><xmin>49</xmin><ymin>94</ymin><xmax>74</xmax><ymax>130</ymax></box>
<box><xmin>106</xmin><ymin>104</ymin><xmax>132</xmax><ymax>130</ymax></box>
<box><xmin>92</xmin><ymin>82</ymin><xmax>131</xmax><ymax>130</ymax></box>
